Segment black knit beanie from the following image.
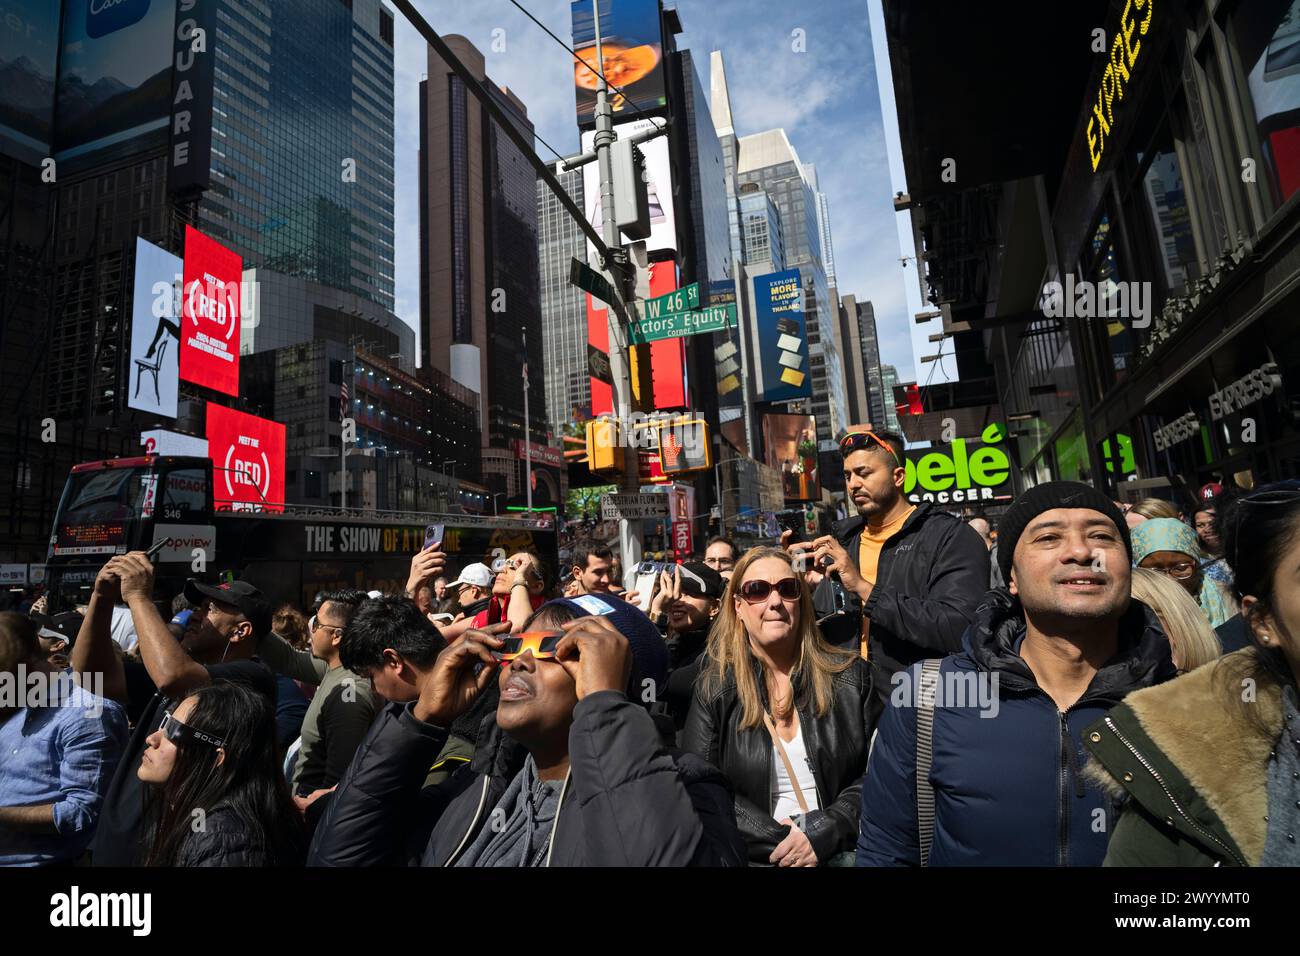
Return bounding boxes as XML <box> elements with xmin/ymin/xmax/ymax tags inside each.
<box><xmin>997</xmin><ymin>481</ymin><xmax>1131</xmax><ymax>584</ymax></box>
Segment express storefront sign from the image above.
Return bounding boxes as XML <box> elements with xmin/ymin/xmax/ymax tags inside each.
<box><xmin>903</xmin><ymin>424</ymin><xmax>1013</xmax><ymax>504</ymax></box>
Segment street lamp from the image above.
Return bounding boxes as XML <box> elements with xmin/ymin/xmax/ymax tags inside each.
<box><xmin>492</xmin><ymin>492</ymin><xmax>504</xmax><ymax>516</ymax></box>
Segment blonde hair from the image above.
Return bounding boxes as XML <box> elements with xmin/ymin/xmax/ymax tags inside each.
<box><xmin>1131</xmin><ymin>497</ymin><xmax>1180</xmax><ymax>521</ymax></box>
<box><xmin>1130</xmin><ymin>566</ymin><xmax>1222</xmax><ymax>672</ymax></box>
<box><xmin>699</xmin><ymin>547</ymin><xmax>856</xmax><ymax>730</ymax></box>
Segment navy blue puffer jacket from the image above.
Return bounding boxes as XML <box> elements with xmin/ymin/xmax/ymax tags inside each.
<box><xmin>856</xmin><ymin>590</ymin><xmax>1175</xmax><ymax>867</ymax></box>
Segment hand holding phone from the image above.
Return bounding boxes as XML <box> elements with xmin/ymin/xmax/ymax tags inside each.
<box><xmin>423</xmin><ymin>523</ymin><xmax>445</xmax><ymax>551</ymax></box>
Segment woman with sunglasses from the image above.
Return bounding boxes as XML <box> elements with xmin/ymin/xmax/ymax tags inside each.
<box><xmin>1086</xmin><ymin>481</ymin><xmax>1300</xmax><ymax>866</ymax></box>
<box><xmin>137</xmin><ymin>682</ymin><xmax>305</xmax><ymax>866</ymax></box>
<box><xmin>1130</xmin><ymin>518</ymin><xmax>1236</xmax><ymax>628</ymax></box>
<box><xmin>684</xmin><ymin>547</ymin><xmax>878</xmax><ymax>866</ymax></box>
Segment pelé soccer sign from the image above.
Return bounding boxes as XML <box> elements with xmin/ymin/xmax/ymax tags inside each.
<box><xmin>179</xmin><ymin>226</ymin><xmax>241</xmax><ymax>396</ymax></box>
<box><xmin>903</xmin><ymin>424</ymin><xmax>1013</xmax><ymax>504</ymax></box>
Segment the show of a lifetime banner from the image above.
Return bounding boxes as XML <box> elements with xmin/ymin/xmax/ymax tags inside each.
<box><xmin>180</xmin><ymin>225</ymin><xmax>242</xmax><ymax>397</ymax></box>
<box><xmin>127</xmin><ymin>237</ymin><xmax>182</xmax><ymax>418</ymax></box>
<box><xmin>754</xmin><ymin>268</ymin><xmax>811</xmax><ymax>402</ymax></box>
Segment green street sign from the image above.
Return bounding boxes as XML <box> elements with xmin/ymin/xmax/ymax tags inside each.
<box><xmin>641</xmin><ymin>282</ymin><xmax>700</xmax><ymax>320</ymax></box>
<box><xmin>629</xmin><ymin>303</ymin><xmax>736</xmax><ymax>344</ymax></box>
<box><xmin>569</xmin><ymin>257</ymin><xmax>618</xmax><ymax>307</ymax></box>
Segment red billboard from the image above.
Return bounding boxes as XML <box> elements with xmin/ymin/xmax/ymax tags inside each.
<box><xmin>586</xmin><ymin>260</ymin><xmax>686</xmax><ymax>416</ymax></box>
<box><xmin>206</xmin><ymin>404</ymin><xmax>285</xmax><ymax>513</ymax></box>
<box><xmin>180</xmin><ymin>225</ymin><xmax>242</xmax><ymax>396</ymax></box>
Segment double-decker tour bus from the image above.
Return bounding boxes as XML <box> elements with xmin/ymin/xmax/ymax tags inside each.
<box><xmin>44</xmin><ymin>455</ymin><xmax>558</xmax><ymax>613</ymax></box>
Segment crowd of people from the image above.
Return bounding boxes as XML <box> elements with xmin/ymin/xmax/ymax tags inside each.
<box><xmin>2</xmin><ymin>427</ymin><xmax>1297</xmax><ymax>868</ymax></box>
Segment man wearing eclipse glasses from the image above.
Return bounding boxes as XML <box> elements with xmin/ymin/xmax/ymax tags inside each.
<box><xmin>789</xmin><ymin>427</ymin><xmax>989</xmax><ymax>701</ymax></box>
<box><xmin>310</xmin><ymin>594</ymin><xmax>745</xmax><ymax>867</ymax></box>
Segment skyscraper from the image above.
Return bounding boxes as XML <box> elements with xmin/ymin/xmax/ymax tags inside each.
<box><xmin>197</xmin><ymin>0</ymin><xmax>396</xmax><ymax>311</ymax></box>
<box><xmin>738</xmin><ymin>129</ymin><xmax>848</xmax><ymax>443</ymax></box>
<box><xmin>538</xmin><ymin>165</ymin><xmax>590</xmax><ymax>429</ymax></box>
<box><xmin>838</xmin><ymin>295</ymin><xmax>887</xmax><ymax>427</ymax></box>
<box><xmin>419</xmin><ymin>35</ymin><xmax>549</xmax><ymax>502</ymax></box>
<box><xmin>880</xmin><ymin>363</ymin><xmax>902</xmax><ymax>432</ymax></box>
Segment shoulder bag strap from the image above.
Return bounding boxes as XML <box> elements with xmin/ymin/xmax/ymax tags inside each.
<box><xmin>763</xmin><ymin>712</ymin><xmax>811</xmax><ymax>814</ymax></box>
<box><xmin>915</xmin><ymin>657</ymin><xmax>942</xmax><ymax>867</ymax></box>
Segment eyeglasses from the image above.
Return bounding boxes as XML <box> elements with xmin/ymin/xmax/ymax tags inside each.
<box><xmin>839</xmin><ymin>430</ymin><xmax>901</xmax><ymax>466</ymax></box>
<box><xmin>1145</xmin><ymin>561</ymin><xmax>1198</xmax><ymax>580</ymax></box>
<box><xmin>738</xmin><ymin>578</ymin><xmax>802</xmax><ymax>603</ymax></box>
<box><xmin>492</xmin><ymin>631</ymin><xmax>564</xmax><ymax>664</ymax></box>
<box><xmin>308</xmin><ymin>615</ymin><xmax>343</xmax><ymax>634</ymax></box>
<box><xmin>160</xmin><ymin>710</ymin><xmax>225</xmax><ymax>750</ymax></box>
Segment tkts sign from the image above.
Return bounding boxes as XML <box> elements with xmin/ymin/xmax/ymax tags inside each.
<box><xmin>205</xmin><ymin>404</ymin><xmax>285</xmax><ymax>513</ymax></box>
<box><xmin>180</xmin><ymin>226</ymin><xmax>241</xmax><ymax>396</ymax></box>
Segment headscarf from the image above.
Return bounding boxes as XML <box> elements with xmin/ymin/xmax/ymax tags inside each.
<box><xmin>1130</xmin><ymin>518</ymin><xmax>1233</xmax><ymax>627</ymax></box>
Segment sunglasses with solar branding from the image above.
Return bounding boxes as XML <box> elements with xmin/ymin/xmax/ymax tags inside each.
<box><xmin>492</xmin><ymin>631</ymin><xmax>565</xmax><ymax>664</ymax></box>
<box><xmin>839</xmin><ymin>430</ymin><xmax>901</xmax><ymax>466</ymax></box>
<box><xmin>738</xmin><ymin>578</ymin><xmax>802</xmax><ymax>603</ymax></box>
<box><xmin>160</xmin><ymin>710</ymin><xmax>226</xmax><ymax>750</ymax></box>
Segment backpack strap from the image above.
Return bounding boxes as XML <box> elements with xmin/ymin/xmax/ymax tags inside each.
<box><xmin>915</xmin><ymin>657</ymin><xmax>942</xmax><ymax>867</ymax></box>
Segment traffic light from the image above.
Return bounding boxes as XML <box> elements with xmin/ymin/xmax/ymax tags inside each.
<box><xmin>612</xmin><ymin>138</ymin><xmax>650</xmax><ymax>240</ymax></box>
<box><xmin>585</xmin><ymin>419</ymin><xmax>625</xmax><ymax>473</ymax></box>
<box><xmin>658</xmin><ymin>418</ymin><xmax>710</xmax><ymax>475</ymax></box>
<box><xmin>804</xmin><ymin>504</ymin><xmax>818</xmax><ymax>536</ymax></box>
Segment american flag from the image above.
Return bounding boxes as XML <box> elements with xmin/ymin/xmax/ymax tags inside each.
<box><xmin>340</xmin><ymin>379</ymin><xmax>349</xmax><ymax>420</ymax></box>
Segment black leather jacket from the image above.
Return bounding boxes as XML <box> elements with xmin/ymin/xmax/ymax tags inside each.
<box><xmin>683</xmin><ymin>656</ymin><xmax>880</xmax><ymax>864</ymax></box>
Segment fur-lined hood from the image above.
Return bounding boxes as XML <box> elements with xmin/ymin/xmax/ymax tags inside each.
<box><xmin>1083</xmin><ymin>648</ymin><xmax>1284</xmax><ymax>866</ymax></box>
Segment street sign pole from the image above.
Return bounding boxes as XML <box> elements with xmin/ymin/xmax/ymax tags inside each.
<box><xmin>593</xmin><ymin>0</ymin><xmax>641</xmax><ymax>581</ymax></box>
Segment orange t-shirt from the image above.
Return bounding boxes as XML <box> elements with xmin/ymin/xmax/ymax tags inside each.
<box><xmin>857</xmin><ymin>505</ymin><xmax>916</xmax><ymax>658</ymax></box>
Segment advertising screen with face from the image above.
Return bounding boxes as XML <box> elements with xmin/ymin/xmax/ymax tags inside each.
<box><xmin>180</xmin><ymin>226</ymin><xmax>242</xmax><ymax>396</ymax></box>
<box><xmin>205</xmin><ymin>404</ymin><xmax>285</xmax><ymax>513</ymax></box>
<box><xmin>571</xmin><ymin>0</ymin><xmax>666</xmax><ymax>127</ymax></box>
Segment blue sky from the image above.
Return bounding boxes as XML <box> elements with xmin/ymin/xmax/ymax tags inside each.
<box><xmin>391</xmin><ymin>0</ymin><xmax>940</xmax><ymax>387</ymax></box>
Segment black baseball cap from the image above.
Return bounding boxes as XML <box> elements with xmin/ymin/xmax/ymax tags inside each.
<box><xmin>184</xmin><ymin>579</ymin><xmax>272</xmax><ymax>637</ymax></box>
<box><xmin>678</xmin><ymin>562</ymin><xmax>725</xmax><ymax>600</ymax></box>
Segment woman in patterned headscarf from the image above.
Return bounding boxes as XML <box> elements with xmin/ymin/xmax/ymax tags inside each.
<box><xmin>1130</xmin><ymin>518</ymin><xmax>1236</xmax><ymax>628</ymax></box>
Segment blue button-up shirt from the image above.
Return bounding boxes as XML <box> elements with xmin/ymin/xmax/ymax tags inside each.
<box><xmin>0</xmin><ymin>674</ymin><xmax>128</xmax><ymax>866</ymax></box>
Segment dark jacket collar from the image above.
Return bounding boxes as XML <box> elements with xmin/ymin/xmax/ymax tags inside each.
<box><xmin>965</xmin><ymin>590</ymin><xmax>1176</xmax><ymax>702</ymax></box>
<box><xmin>833</xmin><ymin>500</ymin><xmax>929</xmax><ymax>544</ymax></box>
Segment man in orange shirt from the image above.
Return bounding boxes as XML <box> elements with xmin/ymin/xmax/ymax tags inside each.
<box><xmin>797</xmin><ymin>428</ymin><xmax>990</xmax><ymax>702</ymax></box>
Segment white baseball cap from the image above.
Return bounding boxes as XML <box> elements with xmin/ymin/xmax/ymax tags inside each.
<box><xmin>449</xmin><ymin>563</ymin><xmax>493</xmax><ymax>589</ymax></box>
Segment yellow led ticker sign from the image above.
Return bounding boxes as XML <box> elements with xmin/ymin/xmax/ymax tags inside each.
<box><xmin>1087</xmin><ymin>0</ymin><xmax>1154</xmax><ymax>173</ymax></box>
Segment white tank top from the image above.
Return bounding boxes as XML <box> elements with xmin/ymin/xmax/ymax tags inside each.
<box><xmin>770</xmin><ymin>722</ymin><xmax>820</xmax><ymax>821</ymax></box>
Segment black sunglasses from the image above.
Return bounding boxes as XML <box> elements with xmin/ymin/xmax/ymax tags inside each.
<box><xmin>1231</xmin><ymin>481</ymin><xmax>1300</xmax><ymax>572</ymax></box>
<box><xmin>738</xmin><ymin>578</ymin><xmax>802</xmax><ymax>603</ymax></box>
<box><xmin>160</xmin><ymin>710</ymin><xmax>226</xmax><ymax>750</ymax></box>
<box><xmin>839</xmin><ymin>431</ymin><xmax>901</xmax><ymax>466</ymax></box>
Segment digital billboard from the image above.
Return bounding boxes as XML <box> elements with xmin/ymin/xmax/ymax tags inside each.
<box><xmin>0</xmin><ymin>2</ymin><xmax>61</xmax><ymax>162</ymax></box>
<box><xmin>205</xmin><ymin>404</ymin><xmax>285</xmax><ymax>513</ymax></box>
<box><xmin>571</xmin><ymin>0</ymin><xmax>667</xmax><ymax>127</ymax></box>
<box><xmin>754</xmin><ymin>269</ymin><xmax>810</xmax><ymax>402</ymax></box>
<box><xmin>54</xmin><ymin>0</ymin><xmax>175</xmax><ymax>167</ymax></box>
<box><xmin>586</xmin><ymin>259</ymin><xmax>686</xmax><ymax>415</ymax></box>
<box><xmin>763</xmin><ymin>413</ymin><xmax>820</xmax><ymax>501</ymax></box>
<box><xmin>179</xmin><ymin>225</ymin><xmax>241</xmax><ymax>396</ymax></box>
<box><xmin>581</xmin><ymin>116</ymin><xmax>676</xmax><ymax>256</ymax></box>
<box><xmin>127</xmin><ymin>237</ymin><xmax>182</xmax><ymax>417</ymax></box>
<box><xmin>903</xmin><ymin>423</ymin><xmax>1013</xmax><ymax>505</ymax></box>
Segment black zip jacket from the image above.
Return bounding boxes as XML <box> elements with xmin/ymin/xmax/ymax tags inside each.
<box><xmin>817</xmin><ymin>502</ymin><xmax>990</xmax><ymax>697</ymax></box>
<box><xmin>307</xmin><ymin>691</ymin><xmax>746</xmax><ymax>867</ymax></box>
<box><xmin>682</xmin><ymin>656</ymin><xmax>880</xmax><ymax>864</ymax></box>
